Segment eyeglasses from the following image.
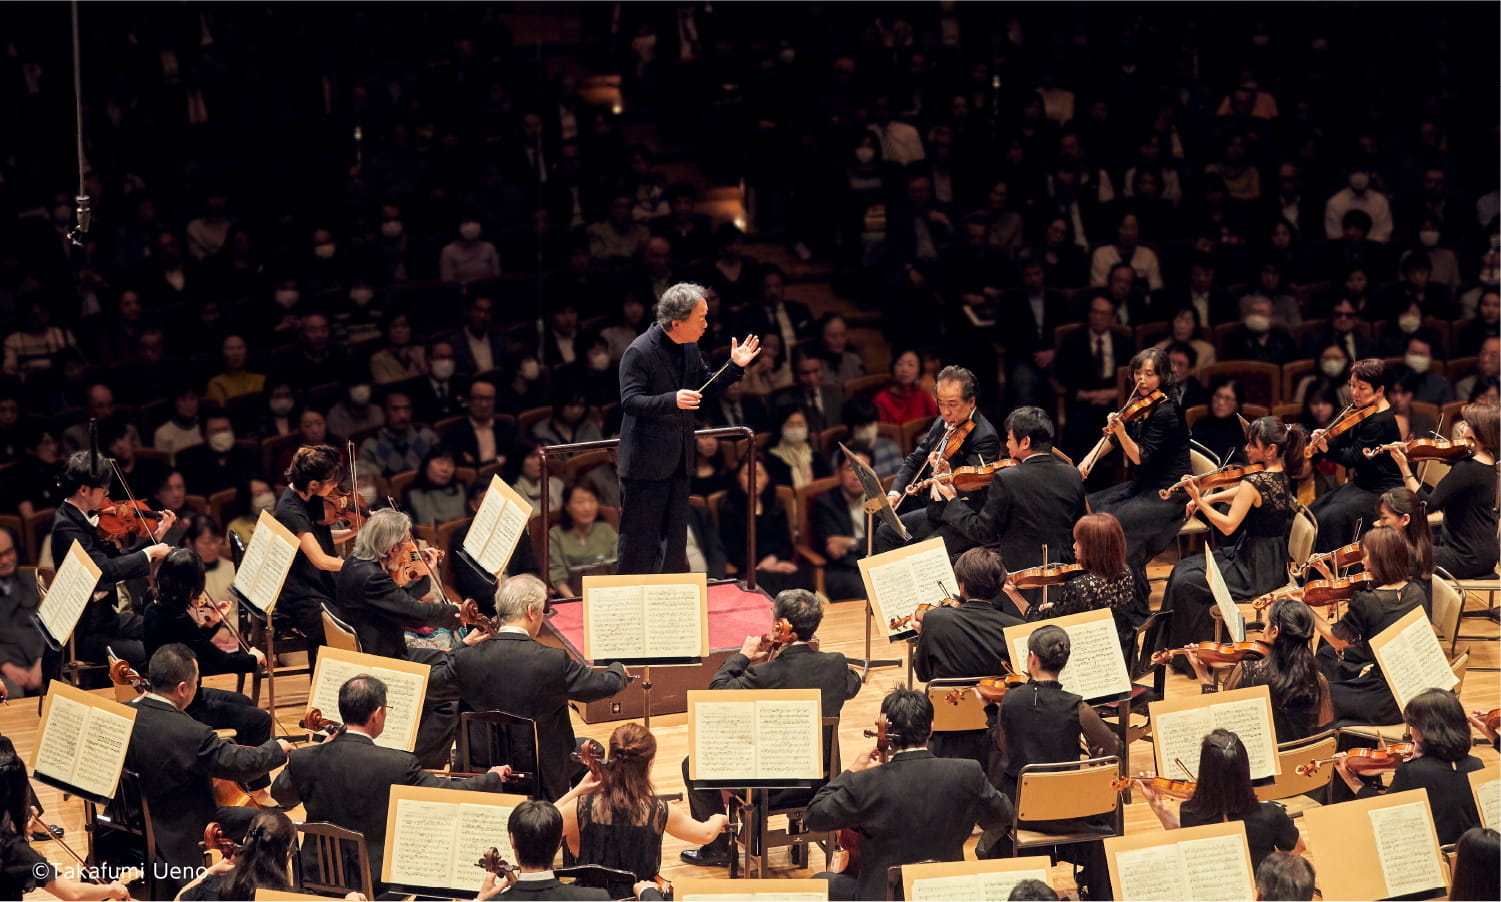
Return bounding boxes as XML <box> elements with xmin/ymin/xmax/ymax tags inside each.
<box><xmin>1332</xmin><ymin>311</ymin><xmax>1357</xmax><ymax>319</ymax></box>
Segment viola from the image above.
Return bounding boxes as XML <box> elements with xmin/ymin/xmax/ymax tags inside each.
<box><xmin>573</xmin><ymin>736</ymin><xmax>606</xmax><ymax>781</ymax></box>
<box><xmin>945</xmin><ymin>674</ymin><xmax>1027</xmax><ymax>705</ymax></box>
<box><xmin>888</xmin><ymin>597</ymin><xmax>959</xmax><ymax>632</ymax></box>
<box><xmin>301</xmin><ymin>707</ymin><xmax>344</xmax><ymax>738</ymax></box>
<box><xmin>1111</xmin><ymin>774</ymin><xmax>1197</xmax><ymax>800</ymax></box>
<box><xmin>1296</xmin><ymin>743</ymin><xmax>1416</xmax><ymax>776</ymax></box>
<box><xmin>459</xmin><ymin>599</ymin><xmax>500</xmax><ymax>635</ymax></box>
<box><xmin>1363</xmin><ymin>436</ymin><xmax>1475</xmax><ymax>462</ymax></box>
<box><xmin>192</xmin><ymin>592</ymin><xmax>266</xmax><ymax>675</ymax></box>
<box><xmin>759</xmin><ymin>618</ymin><xmax>796</xmax><ymax>659</ymax></box>
<box><xmin>1253</xmin><ymin>572</ymin><xmax>1374</xmax><ymax>610</ymax></box>
<box><xmin>1150</xmin><ymin>641</ymin><xmax>1269</xmax><ymax>667</ymax></box>
<box><xmin>1007</xmin><ymin>562</ymin><xmax>1084</xmax><ymax>590</ymax></box>
<box><xmin>203</xmin><ymin>822</ymin><xmax>240</xmax><ymax>862</ymax></box>
<box><xmin>388</xmin><ymin>539</ymin><xmax>435</xmax><ymax>586</ymax></box>
<box><xmin>109</xmin><ymin>658</ymin><xmax>149</xmax><ymax>695</ymax></box>
<box><xmin>1103</xmin><ymin>389</ymin><xmax>1168</xmax><ymax>435</ymax></box>
<box><xmin>212</xmin><ymin>777</ymin><xmax>263</xmax><ymax>810</ymax></box>
<box><xmin>833</xmin><ymin>716</ymin><xmax>902</xmax><ymax>876</ymax></box>
<box><xmin>316</xmin><ymin>487</ymin><xmax>371</xmax><ymax>527</ymax></box>
<box><xmin>1159</xmin><ymin>463</ymin><xmax>1267</xmax><ymax>500</ymax></box>
<box><xmin>1293</xmin><ymin>541</ymin><xmax>1363</xmax><ymax>578</ymax></box>
<box><xmin>906</xmin><ymin>459</ymin><xmax>1015</xmax><ymax>496</ymax></box>
<box><xmin>476</xmin><ymin>847</ymin><xmax>518</xmax><ymax>891</ymax></box>
<box><xmin>1305</xmin><ymin>402</ymin><xmax>1379</xmax><ymax>458</ymax></box>
<box><xmin>95</xmin><ymin>499</ymin><xmax>163</xmax><ymax>550</ymax></box>
<box><xmin>1484</xmin><ymin>708</ymin><xmax>1501</xmax><ymax>733</ymax></box>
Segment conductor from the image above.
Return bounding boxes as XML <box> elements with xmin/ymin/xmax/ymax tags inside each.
<box><xmin>617</xmin><ymin>283</ymin><xmax>760</xmax><ymax>574</ymax></box>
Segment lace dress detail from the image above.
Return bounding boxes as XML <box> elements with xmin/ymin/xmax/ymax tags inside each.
<box><xmin>573</xmin><ymin>794</ymin><xmax>669</xmax><ymax>897</ymax></box>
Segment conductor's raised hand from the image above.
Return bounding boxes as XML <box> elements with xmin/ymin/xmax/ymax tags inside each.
<box><xmin>676</xmin><ymin>389</ymin><xmax>703</xmax><ymax>410</ymax></box>
<box><xmin>729</xmin><ymin>334</ymin><xmax>761</xmax><ymax>367</ymax></box>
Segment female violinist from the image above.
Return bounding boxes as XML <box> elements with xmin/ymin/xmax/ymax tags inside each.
<box><xmin>1138</xmin><ymin>728</ymin><xmax>1303</xmax><ymax>870</ymax></box>
<box><xmin>1371</xmin><ymin>487</ymin><xmax>1436</xmax><ymax>603</ymax></box>
<box><xmin>1160</xmin><ymin>418</ymin><xmax>1305</xmax><ymax>658</ymax></box>
<box><xmin>275</xmin><ymin>445</ymin><xmax>359</xmax><ymax>665</ymax></box>
<box><xmin>1315</xmin><ymin>527</ymin><xmax>1429</xmax><ymax>726</ymax></box>
<box><xmin>1078</xmin><ymin>348</ymin><xmax>1192</xmax><ymax>613</ymax></box>
<box><xmin>1181</xmin><ymin>599</ymin><xmax>1333</xmax><ymax>744</ymax></box>
<box><xmin>1387</xmin><ymin>402</ymin><xmax>1499</xmax><ymax>579</ymax></box>
<box><xmin>1001</xmin><ymin>513</ymin><xmax>1135</xmax><ymax>643</ymax></box>
<box><xmin>144</xmin><ymin>549</ymin><xmax>274</xmax><ymax>802</ymax></box>
<box><xmin>1329</xmin><ymin>688</ymin><xmax>1483</xmax><ymax>845</ymax></box>
<box><xmin>175</xmin><ymin>811</ymin><xmax>306</xmax><ymax>901</ymax></box>
<box><xmin>1306</xmin><ymin>358</ymin><xmax>1403</xmax><ymax>552</ymax></box>
<box><xmin>0</xmin><ymin>736</ymin><xmax>130</xmax><ymax>900</ymax></box>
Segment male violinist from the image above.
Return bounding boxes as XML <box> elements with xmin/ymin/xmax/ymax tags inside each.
<box><xmin>678</xmin><ymin>589</ymin><xmax>861</xmax><ymax>867</ymax></box>
<box><xmin>873</xmin><ymin>365</ymin><xmax>1000</xmax><ymax>555</ymax></box>
<box><xmin>52</xmin><ymin>450</ymin><xmax>176</xmax><ymax>672</ymax></box>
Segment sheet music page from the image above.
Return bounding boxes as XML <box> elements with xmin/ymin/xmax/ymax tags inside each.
<box><xmin>1113</xmin><ymin>845</ymin><xmax>1189</xmax><ymax>900</ymax></box>
<box><xmin>34</xmin><ymin>693</ymin><xmax>86</xmax><ymax>786</ymax></box>
<box><xmin>1053</xmin><ymin>617</ymin><xmax>1132</xmax><ymax>700</ymax></box>
<box><xmin>71</xmin><ymin>706</ymin><xmax>134</xmax><ymax>799</ymax></box>
<box><xmin>1478</xmin><ymin>779</ymin><xmax>1500</xmax><ymax>830</ymax></box>
<box><xmin>976</xmin><ymin>870</ymin><xmax>1053</xmax><ymax>900</ymax></box>
<box><xmin>753</xmin><ymin>699</ymin><xmax>821</xmax><ymax>779</ymax></box>
<box><xmin>642</xmin><ymin>583</ymin><xmax>704</xmax><ymax>658</ymax></box>
<box><xmin>1210</xmin><ymin>697</ymin><xmax>1278</xmax><ymax>780</ymax></box>
<box><xmin>584</xmin><ymin>585</ymin><xmax>643</xmax><ymax>660</ymax></box>
<box><xmin>692</xmin><ymin>701</ymin><xmax>756</xmax><ymax>780</ymax></box>
<box><xmin>483</xmin><ymin>498</ymin><xmax>531</xmax><ymax>575</ymax></box>
<box><xmin>1379</xmin><ymin>616</ymin><xmax>1457</xmax><ymax>710</ymax></box>
<box><xmin>909</xmin><ymin>875</ymin><xmax>982</xmax><ymax>901</ymax></box>
<box><xmin>1203</xmin><ymin>551</ymin><xmax>1245</xmax><ymax>642</ymax></box>
<box><xmin>906</xmin><ymin>544</ymin><xmax>958</xmax><ymax>605</ymax></box>
<box><xmin>1368</xmin><ymin>801</ymin><xmax>1446</xmax><ymax>898</ymax></box>
<box><xmin>453</xmin><ymin>802</ymin><xmax>517</xmax><ymax>893</ymax></box>
<box><xmin>1179</xmin><ymin>834</ymin><xmax>1254</xmax><ymax>901</ymax></box>
<box><xmin>387</xmin><ymin>799</ymin><xmax>458</xmax><ymax>888</ymax></box>
<box><xmin>38</xmin><ymin>546</ymin><xmax>98</xmax><ymax>643</ymax></box>
<box><xmin>233</xmin><ymin>514</ymin><xmax>296</xmax><ymax>613</ymax></box>
<box><xmin>464</xmin><ymin>480</ymin><xmax>506</xmax><ymax>563</ymax></box>
<box><xmin>377</xmin><ymin>664</ymin><xmax>429</xmax><ymax>753</ymax></box>
<box><xmin>1152</xmin><ymin>707</ymin><xmax>1215</xmax><ymax>780</ymax></box>
<box><xmin>866</xmin><ymin>559</ymin><xmax>919</xmax><ymax>633</ymax></box>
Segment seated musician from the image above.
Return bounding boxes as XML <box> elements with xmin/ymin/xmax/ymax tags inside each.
<box><xmin>994</xmin><ymin>625</ymin><xmax>1121</xmax><ymax>896</ymax></box>
<box><xmin>804</xmin><ymin>688</ymin><xmax>1013</xmax><ymax>902</ymax></box>
<box><xmin>1001</xmin><ymin>513</ymin><xmax>1136</xmax><ymax>643</ymax></box>
<box><xmin>144</xmin><ymin>549</ymin><xmax>273</xmax><ymax>790</ymax></box>
<box><xmin>1306</xmin><ymin>358</ymin><xmax>1403</xmax><ymax>551</ymax></box>
<box><xmin>1255</xmin><ymin>851</ymin><xmax>1317</xmax><ymax>902</ymax></box>
<box><xmin>912</xmin><ymin>548</ymin><xmax>1021</xmax><ymax>767</ymax></box>
<box><xmin>174</xmin><ymin>809</ymin><xmax>299</xmax><ymax>901</ymax></box>
<box><xmin>121</xmin><ymin>644</ymin><xmax>291</xmax><ymax>895</ymax></box>
<box><xmin>874</xmin><ymin>366</ymin><xmax>1000</xmax><ymax>556</ymax></box>
<box><xmin>477</xmin><ymin>800</ymin><xmax>665</xmax><ymax>901</ymax></box>
<box><xmin>271</xmin><ymin>675</ymin><xmax>510</xmax><ymax>894</ymax></box>
<box><xmin>679</xmin><ymin>589</ymin><xmax>861</xmax><ymax>867</ymax></box>
<box><xmin>0</xmin><ymin>736</ymin><xmax>130</xmax><ymax>900</ymax></box>
<box><xmin>427</xmin><ymin>574</ymin><xmax>631</xmax><ymax>802</ymax></box>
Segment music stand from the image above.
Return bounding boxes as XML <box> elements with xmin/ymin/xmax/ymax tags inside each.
<box><xmin>838</xmin><ymin>443</ymin><xmax>903</xmax><ymax>681</ymax></box>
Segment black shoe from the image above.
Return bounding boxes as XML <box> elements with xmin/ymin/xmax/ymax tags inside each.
<box><xmin>30</xmin><ymin>824</ymin><xmax>63</xmax><ymax>841</ymax></box>
<box><xmin>680</xmin><ymin>845</ymin><xmax>731</xmax><ymax>867</ymax></box>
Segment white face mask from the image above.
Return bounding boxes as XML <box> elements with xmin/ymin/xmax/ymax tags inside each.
<box><xmin>1244</xmin><ymin>313</ymin><xmax>1271</xmax><ymax>334</ymax></box>
<box><xmin>313</xmin><ymin>243</ymin><xmax>336</xmax><ymax>259</ymax></box>
<box><xmin>853</xmin><ymin>423</ymin><xmax>880</xmax><ymax>445</ymax></box>
<box><xmin>781</xmin><ymin>426</ymin><xmax>808</xmax><ymax>445</ymax></box>
<box><xmin>518</xmin><ymin>359</ymin><xmax>541</xmax><ymax>381</ymax></box>
<box><xmin>251</xmin><ymin>492</ymin><xmax>276</xmax><ymax>513</ymax></box>
<box><xmin>274</xmin><ymin>289</ymin><xmax>300</xmax><ymax>308</ymax></box>
<box><xmin>430</xmin><ymin>359</ymin><xmax>456</xmax><ymax>381</ymax></box>
<box><xmin>349</xmin><ymin>385</ymin><xmax>372</xmax><ymax>406</ymax></box>
<box><xmin>1397</xmin><ymin>313</ymin><xmax>1422</xmax><ymax>334</ymax></box>
<box><xmin>349</xmin><ymin>287</ymin><xmax>374</xmax><ymax>306</ymax></box>
<box><xmin>208</xmin><ymin>432</ymin><xmax>236</xmax><ymax>453</ymax></box>
<box><xmin>1320</xmin><ymin>358</ymin><xmax>1345</xmax><ymax>377</ymax></box>
<box><xmin>380</xmin><ymin>220</ymin><xmax>404</xmax><ymax>239</ymax></box>
<box><xmin>459</xmin><ymin>222</ymin><xmax>482</xmax><ymax>241</ymax></box>
<box><xmin>854</xmin><ymin>147</ymin><xmax>876</xmax><ymax>164</ymax></box>
<box><xmin>1405</xmin><ymin>353</ymin><xmax>1431</xmax><ymax>372</ymax></box>
<box><xmin>1418</xmin><ymin>230</ymin><xmax>1440</xmax><ymax>248</ymax></box>
<box><xmin>269</xmin><ymin>397</ymin><xmax>295</xmax><ymax>416</ymax></box>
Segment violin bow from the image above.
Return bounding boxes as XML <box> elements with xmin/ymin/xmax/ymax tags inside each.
<box><xmin>1173</xmin><ymin>757</ymin><xmax>1198</xmax><ymax>781</ymax></box>
<box><xmin>347</xmin><ymin>440</ymin><xmax>363</xmax><ymax>534</ymax></box>
<box><xmin>107</xmin><ymin>456</ymin><xmax>160</xmax><ymax>542</ymax></box>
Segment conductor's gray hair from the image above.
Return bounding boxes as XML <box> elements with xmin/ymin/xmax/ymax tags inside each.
<box><xmin>352</xmin><ymin>508</ymin><xmax>411</xmax><ymax>561</ymax></box>
<box><xmin>496</xmin><ymin>573</ymin><xmax>549</xmax><ymax>622</ymax></box>
<box><xmin>656</xmin><ymin>282</ymin><xmax>707</xmax><ymax>327</ymax></box>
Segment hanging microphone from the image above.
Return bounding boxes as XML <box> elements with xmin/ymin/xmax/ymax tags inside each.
<box><xmin>67</xmin><ymin>194</ymin><xmax>91</xmax><ymax>247</ymax></box>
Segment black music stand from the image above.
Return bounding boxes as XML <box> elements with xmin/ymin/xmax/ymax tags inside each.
<box><xmin>838</xmin><ymin>444</ymin><xmax>903</xmax><ymax>681</ymax></box>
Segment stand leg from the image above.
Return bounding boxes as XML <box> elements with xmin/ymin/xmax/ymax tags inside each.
<box><xmin>905</xmin><ymin>638</ymin><xmax>915</xmax><ymax>689</ymax></box>
<box><xmin>641</xmin><ymin>665</ymin><xmax>652</xmax><ymax>731</ymax></box>
<box><xmin>845</xmin><ymin>512</ymin><xmax>901</xmax><ymax>682</ymax></box>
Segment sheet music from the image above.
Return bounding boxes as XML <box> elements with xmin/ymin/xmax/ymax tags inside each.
<box><xmin>1477</xmin><ymin>779</ymin><xmax>1500</xmax><ymax>829</ymax></box>
<box><xmin>37</xmin><ymin>544</ymin><xmax>100</xmax><ymax>643</ymax></box>
<box><xmin>976</xmin><ymin>870</ymin><xmax>1053</xmax><ymax>900</ymax></box>
<box><xmin>584</xmin><ymin>585</ymin><xmax>643</xmax><ymax>660</ymax></box>
<box><xmin>866</xmin><ymin>559</ymin><xmax>919</xmax><ymax>632</ymax></box>
<box><xmin>1204</xmin><ymin>551</ymin><xmax>1245</xmax><ymax>642</ymax></box>
<box><xmin>1179</xmin><ymin>834</ymin><xmax>1254</xmax><ymax>901</ymax></box>
<box><xmin>906</xmin><ymin>545</ymin><xmax>958</xmax><ymax>605</ymax></box>
<box><xmin>1209</xmin><ymin>697</ymin><xmax>1277</xmax><ymax>780</ymax></box>
<box><xmin>34</xmin><ymin>693</ymin><xmax>86</xmax><ymax>786</ymax></box>
<box><xmin>692</xmin><ymin>702</ymin><xmax>757</xmax><ymax>781</ymax></box>
<box><xmin>453</xmin><ymin>802</ymin><xmax>517</xmax><ymax>893</ymax></box>
<box><xmin>464</xmin><ymin>481</ymin><xmax>505</xmax><ymax>563</ymax></box>
<box><xmin>1010</xmin><ymin>617</ymin><xmax>1130</xmax><ymax>701</ymax></box>
<box><xmin>1113</xmin><ymin>845</ymin><xmax>1188</xmax><ymax>900</ymax></box>
<box><xmin>486</xmin><ymin>499</ymin><xmax>530</xmax><ymax>574</ymax></box>
<box><xmin>232</xmin><ymin>512</ymin><xmax>297</xmax><ymax>613</ymax></box>
<box><xmin>753</xmin><ymin>699</ymin><xmax>821</xmax><ymax>779</ymax></box>
<box><xmin>1152</xmin><ymin>708</ymin><xmax>1215</xmax><ymax>780</ymax></box>
<box><xmin>1368</xmin><ymin>801</ymin><xmax>1446</xmax><ymax>898</ymax></box>
<box><xmin>387</xmin><ymin>799</ymin><xmax>458</xmax><ymax>888</ymax></box>
<box><xmin>643</xmin><ymin>583</ymin><xmax>704</xmax><ymax>658</ymax></box>
<box><xmin>73</xmin><ymin>707</ymin><xmax>134</xmax><ymax>799</ymax></box>
<box><xmin>309</xmin><ymin>656</ymin><xmax>426</xmax><ymax>752</ymax></box>
<box><xmin>1378</xmin><ymin>616</ymin><xmax>1457</xmax><ymax>710</ymax></box>
<box><xmin>909</xmin><ymin>876</ymin><xmax>983</xmax><ymax>901</ymax></box>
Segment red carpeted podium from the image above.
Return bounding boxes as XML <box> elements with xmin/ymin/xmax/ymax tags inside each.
<box><xmin>539</xmin><ymin>581</ymin><xmax>775</xmax><ymax>723</ymax></box>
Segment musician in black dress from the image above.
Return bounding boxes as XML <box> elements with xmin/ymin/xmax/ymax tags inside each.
<box><xmin>874</xmin><ymin>366</ymin><xmax>1001</xmax><ymax>555</ymax></box>
<box><xmin>1374</xmin><ymin>487</ymin><xmax>1435</xmax><ymax>604</ymax></box>
<box><xmin>1160</xmin><ymin>418</ymin><xmax>1304</xmax><ymax>654</ymax></box>
<box><xmin>274</xmin><ymin>445</ymin><xmax>358</xmax><ymax>664</ymax></box>
<box><xmin>1001</xmin><ymin>512</ymin><xmax>1135</xmax><ymax>643</ymax></box>
<box><xmin>1387</xmin><ymin>402</ymin><xmax>1499</xmax><ymax>579</ymax></box>
<box><xmin>1307</xmin><ymin>358</ymin><xmax>1403</xmax><ymax>552</ymax></box>
<box><xmin>1077</xmin><ymin>348</ymin><xmax>1190</xmax><ymax>618</ymax></box>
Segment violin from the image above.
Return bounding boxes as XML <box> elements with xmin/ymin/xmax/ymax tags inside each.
<box><xmin>945</xmin><ymin>674</ymin><xmax>1027</xmax><ymax>705</ymax></box>
<box><xmin>1007</xmin><ymin>562</ymin><xmax>1084</xmax><ymax>590</ymax></box>
<box><xmin>192</xmin><ymin>592</ymin><xmax>267</xmax><ymax>675</ymax></box>
<box><xmin>938</xmin><ymin>418</ymin><xmax>976</xmax><ymax>460</ymax></box>
<box><xmin>459</xmin><ymin>599</ymin><xmax>500</xmax><ymax>635</ymax></box>
<box><xmin>1363</xmin><ymin>436</ymin><xmax>1475</xmax><ymax>462</ymax></box>
<box><xmin>1159</xmin><ymin>463</ymin><xmax>1266</xmax><ymax>500</ymax></box>
<box><xmin>888</xmin><ymin>597</ymin><xmax>960</xmax><ymax>632</ymax></box>
<box><xmin>1293</xmin><ymin>541</ymin><xmax>1364</xmax><ymax>578</ymax></box>
<box><xmin>476</xmin><ymin>847</ymin><xmax>518</xmax><ymax>891</ymax></box>
<box><xmin>1305</xmin><ymin>402</ymin><xmax>1379</xmax><ymax>458</ymax></box>
<box><xmin>301</xmin><ymin>707</ymin><xmax>344</xmax><ymax>738</ymax></box>
<box><xmin>95</xmin><ymin>499</ymin><xmax>164</xmax><ymax>550</ymax></box>
<box><xmin>1103</xmin><ymin>389</ymin><xmax>1168</xmax><ymax>435</ymax></box>
<box><xmin>1111</xmin><ymin>774</ymin><xmax>1197</xmax><ymax>799</ymax></box>
<box><xmin>1483</xmin><ymin>708</ymin><xmax>1501</xmax><ymax>733</ymax></box>
<box><xmin>203</xmin><ymin>822</ymin><xmax>240</xmax><ymax>862</ymax></box>
<box><xmin>1150</xmin><ymin>641</ymin><xmax>1270</xmax><ymax>667</ymax></box>
<box><xmin>1253</xmin><ymin>572</ymin><xmax>1373</xmax><ymax>609</ymax></box>
<box><xmin>316</xmin><ymin>487</ymin><xmax>371</xmax><ymax>527</ymax></box>
<box><xmin>1296</xmin><ymin>742</ymin><xmax>1416</xmax><ymax>776</ymax></box>
<box><xmin>388</xmin><ymin>539</ymin><xmax>436</xmax><ymax>587</ymax></box>
<box><xmin>906</xmin><ymin>459</ymin><xmax>1015</xmax><ymax>495</ymax></box>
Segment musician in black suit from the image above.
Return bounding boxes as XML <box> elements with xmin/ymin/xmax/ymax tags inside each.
<box><xmin>123</xmin><ymin>645</ymin><xmax>290</xmax><ymax>894</ymax></box>
<box><xmin>427</xmin><ymin>574</ymin><xmax>630</xmax><ymax>801</ymax></box>
<box><xmin>51</xmin><ymin>450</ymin><xmax>175</xmax><ymax>671</ymax></box>
<box><xmin>932</xmin><ymin>407</ymin><xmax>1087</xmax><ymax>602</ymax></box>
<box><xmin>805</xmin><ymin>689</ymin><xmax>1013</xmax><ymax>902</ymax></box>
<box><xmin>811</xmin><ymin>451</ymin><xmax>873</xmax><ymax>601</ymax></box>
<box><xmin>679</xmin><ymin>590</ymin><xmax>862</xmax><ymax>867</ymax></box>
<box><xmin>335</xmin><ymin>508</ymin><xmax>463</xmax><ymax>661</ymax></box>
<box><xmin>874</xmin><ymin>366</ymin><xmax>1001</xmax><ymax>555</ymax></box>
<box><xmin>489</xmin><ymin>800</ymin><xmax>665</xmax><ymax>901</ymax></box>
<box><xmin>271</xmin><ymin>675</ymin><xmax>508</xmax><ymax>894</ymax></box>
<box><xmin>615</xmin><ymin>283</ymin><xmax>760</xmax><ymax>574</ymax></box>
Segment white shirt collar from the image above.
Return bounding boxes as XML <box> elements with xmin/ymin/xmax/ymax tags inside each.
<box><xmin>517</xmin><ymin>870</ymin><xmax>555</xmax><ymax>882</ymax></box>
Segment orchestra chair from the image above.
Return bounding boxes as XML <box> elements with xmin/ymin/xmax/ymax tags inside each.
<box><xmin>841</xmin><ymin>373</ymin><xmax>888</xmax><ymax>403</ymax></box>
<box><xmin>884</xmin><ymin>861</ymin><xmax>943</xmax><ymax>901</ymax></box>
<box><xmin>457</xmin><ymin>709</ymin><xmax>541</xmax><ymax>799</ymax></box>
<box><xmin>1217</xmin><ymin>504</ymin><xmax>1318</xmax><ymax>646</ymax></box>
<box><xmin>793</xmin><ymin>476</ymin><xmax>842</xmax><ymax>599</ymax></box>
<box><xmin>924</xmin><ymin>679</ymin><xmax>990</xmax><ymax>734</ymax></box>
<box><xmin>88</xmin><ymin>769</ymin><xmax>169</xmax><ymax>901</ymax></box>
<box><xmin>293</xmin><ymin>821</ymin><xmax>375</xmax><ymax>901</ymax></box>
<box><xmin>320</xmin><ymin>603</ymin><xmax>362</xmax><ymax>654</ymax></box>
<box><xmin>1448</xmin><ymin>560</ymin><xmax>1501</xmax><ymax>669</ymax></box>
<box><xmin>1095</xmin><ymin>609</ymin><xmax>1173</xmax><ymax>746</ymax></box>
<box><xmin>1170</xmin><ymin>444</ymin><xmax>1221</xmax><ymax>560</ymax></box>
<box><xmin>1007</xmin><ymin>756</ymin><xmax>1124</xmax><ymax>863</ymax></box>
<box><xmin>1339</xmin><ymin>649</ymin><xmax>1470</xmax><ymax>747</ymax></box>
<box><xmin>732</xmin><ymin>716</ymin><xmax>841</xmax><ymax>878</ymax></box>
<box><xmin>899</xmin><ymin>417</ymin><xmax>935</xmax><ymax>456</ymax></box>
<box><xmin>1254</xmin><ymin>729</ymin><xmax>1337</xmax><ymax>817</ymax></box>
<box><xmin>1430</xmin><ymin>571</ymin><xmax>1466</xmax><ymax>658</ymax></box>
<box><xmin>555</xmin><ymin>865</ymin><xmax>640</xmax><ymax>892</ymax></box>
